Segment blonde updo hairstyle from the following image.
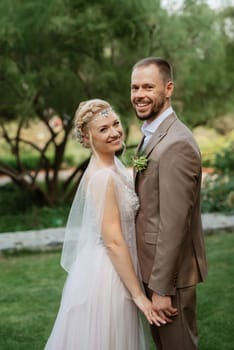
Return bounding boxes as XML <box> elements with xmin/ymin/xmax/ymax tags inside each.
<box><xmin>74</xmin><ymin>99</ymin><xmax>111</xmax><ymax>148</ymax></box>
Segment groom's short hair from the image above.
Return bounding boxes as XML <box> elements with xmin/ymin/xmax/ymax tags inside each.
<box><xmin>132</xmin><ymin>57</ymin><xmax>173</xmax><ymax>83</ymax></box>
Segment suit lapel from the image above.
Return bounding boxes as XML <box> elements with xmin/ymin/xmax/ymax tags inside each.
<box><xmin>134</xmin><ymin>113</ymin><xmax>177</xmax><ymax>182</ymax></box>
<box><xmin>135</xmin><ymin>135</ymin><xmax>145</xmax><ymax>156</ymax></box>
<box><xmin>144</xmin><ymin>113</ymin><xmax>177</xmax><ymax>157</ymax></box>
<box><xmin>133</xmin><ymin>135</ymin><xmax>144</xmax><ymax>180</ymax></box>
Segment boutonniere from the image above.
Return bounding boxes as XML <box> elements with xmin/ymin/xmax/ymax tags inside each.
<box><xmin>133</xmin><ymin>154</ymin><xmax>148</xmax><ymax>172</ymax></box>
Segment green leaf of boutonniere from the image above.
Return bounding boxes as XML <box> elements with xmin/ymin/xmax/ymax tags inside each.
<box><xmin>133</xmin><ymin>154</ymin><xmax>148</xmax><ymax>172</ymax></box>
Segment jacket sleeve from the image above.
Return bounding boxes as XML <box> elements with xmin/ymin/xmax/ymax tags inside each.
<box><xmin>148</xmin><ymin>140</ymin><xmax>201</xmax><ymax>295</ymax></box>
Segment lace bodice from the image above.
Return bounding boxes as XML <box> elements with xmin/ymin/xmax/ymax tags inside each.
<box><xmin>119</xmin><ymin>170</ymin><xmax>139</xmax><ymax>215</ymax></box>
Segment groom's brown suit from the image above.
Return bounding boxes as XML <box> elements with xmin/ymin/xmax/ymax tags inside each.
<box><xmin>135</xmin><ymin>112</ymin><xmax>208</xmax><ymax>350</ymax></box>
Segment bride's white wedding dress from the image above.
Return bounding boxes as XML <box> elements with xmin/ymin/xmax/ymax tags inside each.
<box><xmin>44</xmin><ymin>156</ymin><xmax>148</xmax><ymax>350</ymax></box>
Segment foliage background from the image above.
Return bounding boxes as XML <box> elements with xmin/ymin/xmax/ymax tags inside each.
<box><xmin>0</xmin><ymin>2</ymin><xmax>233</xmax><ymax>349</ymax></box>
<box><xmin>0</xmin><ymin>0</ymin><xmax>233</xmax><ymax>219</ymax></box>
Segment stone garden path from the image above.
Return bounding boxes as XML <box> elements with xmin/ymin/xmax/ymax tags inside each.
<box><xmin>0</xmin><ymin>213</ymin><xmax>234</xmax><ymax>253</ymax></box>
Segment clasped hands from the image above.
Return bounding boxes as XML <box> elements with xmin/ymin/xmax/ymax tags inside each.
<box><xmin>133</xmin><ymin>291</ymin><xmax>178</xmax><ymax>327</ymax></box>
<box><xmin>151</xmin><ymin>292</ymin><xmax>178</xmax><ymax>325</ymax></box>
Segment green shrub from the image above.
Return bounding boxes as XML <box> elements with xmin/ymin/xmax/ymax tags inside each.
<box><xmin>213</xmin><ymin>142</ymin><xmax>234</xmax><ymax>174</ymax></box>
<box><xmin>202</xmin><ymin>174</ymin><xmax>234</xmax><ymax>213</ymax></box>
<box><xmin>213</xmin><ymin>114</ymin><xmax>234</xmax><ymax>135</ymax></box>
<box><xmin>0</xmin><ymin>183</ymin><xmax>70</xmax><ymax>232</ymax></box>
<box><xmin>193</xmin><ymin>127</ymin><xmax>234</xmax><ymax>168</ymax></box>
<box><xmin>0</xmin><ymin>153</ymin><xmax>76</xmax><ymax>172</ymax></box>
<box><xmin>0</xmin><ymin>183</ymin><xmax>35</xmax><ymax>214</ymax></box>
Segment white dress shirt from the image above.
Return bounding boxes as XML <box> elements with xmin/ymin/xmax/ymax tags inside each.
<box><xmin>141</xmin><ymin>107</ymin><xmax>174</xmax><ymax>150</ymax></box>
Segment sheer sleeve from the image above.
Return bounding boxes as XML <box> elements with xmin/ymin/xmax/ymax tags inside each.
<box><xmin>60</xmin><ymin>175</ymin><xmax>86</xmax><ymax>272</ymax></box>
<box><xmin>61</xmin><ymin>156</ymin><xmax>139</xmax><ymax>273</ymax></box>
<box><xmin>61</xmin><ymin>166</ymin><xmax>118</xmax><ymax>272</ymax></box>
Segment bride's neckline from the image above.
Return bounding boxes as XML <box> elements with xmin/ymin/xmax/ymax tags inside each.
<box><xmin>90</xmin><ymin>155</ymin><xmax>117</xmax><ymax>170</ymax></box>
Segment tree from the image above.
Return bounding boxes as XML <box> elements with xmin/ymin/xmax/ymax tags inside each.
<box><xmin>137</xmin><ymin>0</ymin><xmax>234</xmax><ymax>126</ymax></box>
<box><xmin>0</xmin><ymin>0</ymin><xmax>233</xmax><ymax>205</ymax></box>
<box><xmin>0</xmin><ymin>0</ymin><xmax>156</xmax><ymax>204</ymax></box>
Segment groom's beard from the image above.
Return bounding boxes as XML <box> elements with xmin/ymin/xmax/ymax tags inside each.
<box><xmin>135</xmin><ymin>94</ymin><xmax>167</xmax><ymax>121</ymax></box>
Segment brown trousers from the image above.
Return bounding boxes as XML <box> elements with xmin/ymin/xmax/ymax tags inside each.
<box><xmin>144</xmin><ymin>285</ymin><xmax>199</xmax><ymax>350</ymax></box>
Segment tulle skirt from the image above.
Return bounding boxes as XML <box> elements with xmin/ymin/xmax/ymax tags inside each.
<box><xmin>44</xmin><ymin>241</ymin><xmax>148</xmax><ymax>350</ymax></box>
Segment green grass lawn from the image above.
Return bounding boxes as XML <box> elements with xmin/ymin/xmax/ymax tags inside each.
<box><xmin>0</xmin><ymin>232</ymin><xmax>233</xmax><ymax>350</ymax></box>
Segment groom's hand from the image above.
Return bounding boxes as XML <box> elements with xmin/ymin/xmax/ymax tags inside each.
<box><xmin>152</xmin><ymin>292</ymin><xmax>178</xmax><ymax>323</ymax></box>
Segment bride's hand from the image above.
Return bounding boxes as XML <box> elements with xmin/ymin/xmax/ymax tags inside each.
<box><xmin>132</xmin><ymin>293</ymin><xmax>166</xmax><ymax>326</ymax></box>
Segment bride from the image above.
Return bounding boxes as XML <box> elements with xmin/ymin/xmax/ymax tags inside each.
<box><xmin>44</xmin><ymin>99</ymin><xmax>165</xmax><ymax>350</ymax></box>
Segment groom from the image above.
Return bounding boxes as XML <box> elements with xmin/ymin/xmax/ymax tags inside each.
<box><xmin>131</xmin><ymin>57</ymin><xmax>208</xmax><ymax>350</ymax></box>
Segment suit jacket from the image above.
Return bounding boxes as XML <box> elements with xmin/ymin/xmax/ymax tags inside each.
<box><xmin>135</xmin><ymin>112</ymin><xmax>208</xmax><ymax>296</ymax></box>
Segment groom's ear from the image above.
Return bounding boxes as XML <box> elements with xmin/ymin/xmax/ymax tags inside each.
<box><xmin>165</xmin><ymin>80</ymin><xmax>174</xmax><ymax>98</ymax></box>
